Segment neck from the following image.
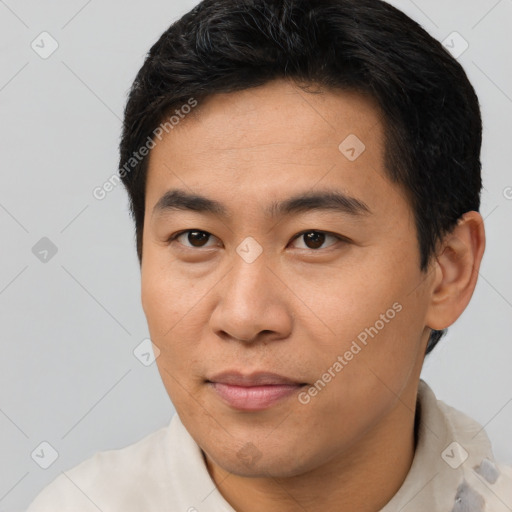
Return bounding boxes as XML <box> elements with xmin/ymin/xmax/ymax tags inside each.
<box><xmin>205</xmin><ymin>384</ymin><xmax>419</xmax><ymax>512</ymax></box>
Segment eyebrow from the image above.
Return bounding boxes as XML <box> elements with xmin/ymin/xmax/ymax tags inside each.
<box><xmin>152</xmin><ymin>188</ymin><xmax>371</xmax><ymax>219</ymax></box>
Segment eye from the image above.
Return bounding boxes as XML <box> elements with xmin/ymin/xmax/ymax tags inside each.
<box><xmin>169</xmin><ymin>230</ymin><xmax>218</xmax><ymax>248</ymax></box>
<box><xmin>290</xmin><ymin>230</ymin><xmax>344</xmax><ymax>250</ymax></box>
<box><xmin>168</xmin><ymin>229</ymin><xmax>347</xmax><ymax>251</ymax></box>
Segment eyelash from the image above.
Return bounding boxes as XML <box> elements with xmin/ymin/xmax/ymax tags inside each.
<box><xmin>167</xmin><ymin>229</ymin><xmax>349</xmax><ymax>251</ymax></box>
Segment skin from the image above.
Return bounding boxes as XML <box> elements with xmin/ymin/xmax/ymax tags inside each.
<box><xmin>141</xmin><ymin>79</ymin><xmax>485</xmax><ymax>511</ymax></box>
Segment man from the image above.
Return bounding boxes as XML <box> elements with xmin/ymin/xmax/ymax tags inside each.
<box><xmin>27</xmin><ymin>0</ymin><xmax>512</xmax><ymax>510</ymax></box>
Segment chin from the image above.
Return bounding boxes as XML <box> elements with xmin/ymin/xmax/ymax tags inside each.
<box><xmin>204</xmin><ymin>443</ymin><xmax>317</xmax><ymax>479</ymax></box>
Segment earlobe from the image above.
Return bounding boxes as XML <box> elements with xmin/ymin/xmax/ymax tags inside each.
<box><xmin>425</xmin><ymin>211</ymin><xmax>486</xmax><ymax>330</ymax></box>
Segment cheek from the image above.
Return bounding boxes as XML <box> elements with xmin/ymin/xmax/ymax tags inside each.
<box><xmin>144</xmin><ymin>274</ymin><xmax>203</xmax><ymax>409</ymax></box>
<box><xmin>141</xmin><ymin>257</ymin><xmax>210</xmax><ymax>380</ymax></box>
<box><xmin>303</xmin><ymin>260</ymin><xmax>426</xmax><ymax>398</ymax></box>
<box><xmin>141</xmin><ymin>251</ymin><xmax>203</xmax><ymax>334</ymax></box>
<box><xmin>293</xmin><ymin>307</ymin><xmax>423</xmax><ymax>455</ymax></box>
<box><xmin>141</xmin><ymin>274</ymin><xmax>178</xmax><ymax>338</ymax></box>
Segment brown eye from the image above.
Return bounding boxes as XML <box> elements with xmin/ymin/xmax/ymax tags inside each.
<box><xmin>303</xmin><ymin>232</ymin><xmax>326</xmax><ymax>249</ymax></box>
<box><xmin>174</xmin><ymin>230</ymin><xmax>215</xmax><ymax>248</ymax></box>
<box><xmin>291</xmin><ymin>231</ymin><xmax>341</xmax><ymax>250</ymax></box>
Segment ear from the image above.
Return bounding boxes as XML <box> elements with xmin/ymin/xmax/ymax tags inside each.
<box><xmin>425</xmin><ymin>211</ymin><xmax>486</xmax><ymax>331</ymax></box>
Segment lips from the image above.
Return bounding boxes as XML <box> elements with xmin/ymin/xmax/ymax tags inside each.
<box><xmin>207</xmin><ymin>371</ymin><xmax>305</xmax><ymax>387</ymax></box>
<box><xmin>206</xmin><ymin>371</ymin><xmax>307</xmax><ymax>411</ymax></box>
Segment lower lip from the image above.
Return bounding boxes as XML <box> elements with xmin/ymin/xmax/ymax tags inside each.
<box><xmin>209</xmin><ymin>382</ymin><xmax>304</xmax><ymax>411</ymax></box>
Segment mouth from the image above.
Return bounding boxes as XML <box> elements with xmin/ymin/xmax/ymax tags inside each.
<box><xmin>206</xmin><ymin>371</ymin><xmax>308</xmax><ymax>411</ymax></box>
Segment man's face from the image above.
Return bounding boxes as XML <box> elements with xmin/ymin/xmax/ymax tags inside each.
<box><xmin>141</xmin><ymin>79</ymin><xmax>433</xmax><ymax>477</ymax></box>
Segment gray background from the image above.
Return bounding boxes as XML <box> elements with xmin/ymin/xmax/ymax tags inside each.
<box><xmin>0</xmin><ymin>0</ymin><xmax>511</xmax><ymax>510</ymax></box>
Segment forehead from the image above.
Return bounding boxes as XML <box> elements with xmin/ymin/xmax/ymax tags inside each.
<box><xmin>167</xmin><ymin>80</ymin><xmax>383</xmax><ymax>154</ymax></box>
<box><xmin>144</xmin><ymin>79</ymin><xmax>402</xmax><ymax>220</ymax></box>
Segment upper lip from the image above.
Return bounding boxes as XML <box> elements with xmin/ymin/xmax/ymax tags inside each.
<box><xmin>206</xmin><ymin>371</ymin><xmax>306</xmax><ymax>387</ymax></box>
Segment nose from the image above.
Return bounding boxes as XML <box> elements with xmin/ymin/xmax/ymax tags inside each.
<box><xmin>208</xmin><ymin>254</ymin><xmax>293</xmax><ymax>344</ymax></box>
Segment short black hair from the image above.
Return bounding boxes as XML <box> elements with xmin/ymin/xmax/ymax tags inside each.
<box><xmin>119</xmin><ymin>0</ymin><xmax>483</xmax><ymax>354</ymax></box>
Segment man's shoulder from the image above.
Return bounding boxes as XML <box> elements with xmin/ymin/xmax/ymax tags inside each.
<box><xmin>26</xmin><ymin>422</ymin><xmax>172</xmax><ymax>512</ymax></box>
<box><xmin>420</xmin><ymin>381</ymin><xmax>512</xmax><ymax>510</ymax></box>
